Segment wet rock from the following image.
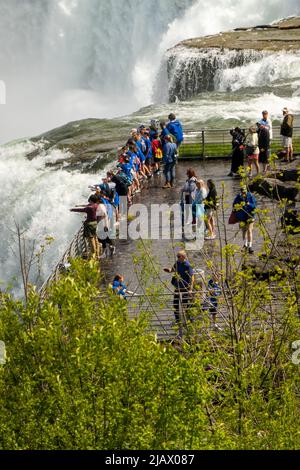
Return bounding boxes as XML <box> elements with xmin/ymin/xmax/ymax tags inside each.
<box><xmin>249</xmin><ymin>177</ymin><xmax>298</xmax><ymax>202</ymax></box>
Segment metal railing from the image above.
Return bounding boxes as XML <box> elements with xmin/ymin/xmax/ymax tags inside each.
<box><xmin>39</xmin><ymin>225</ymin><xmax>86</xmax><ymax>301</ymax></box>
<box><xmin>181</xmin><ymin>126</ymin><xmax>300</xmax><ymax>158</ymax></box>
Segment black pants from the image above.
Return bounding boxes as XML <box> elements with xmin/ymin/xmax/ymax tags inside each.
<box><xmin>98</xmin><ymin>236</ymin><xmax>114</xmax><ymax>250</ymax></box>
<box><xmin>173</xmin><ymin>289</ymin><xmax>191</xmax><ymax>323</ymax></box>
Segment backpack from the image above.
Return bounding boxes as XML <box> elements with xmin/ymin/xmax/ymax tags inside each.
<box><xmin>118</xmin><ymin>172</ymin><xmax>132</xmax><ymax>187</ymax></box>
<box><xmin>155</xmin><ymin>147</ymin><xmax>163</xmax><ymax>160</ymax></box>
<box><xmin>101</xmin><ymin>183</ymin><xmax>115</xmax><ymax>202</ymax></box>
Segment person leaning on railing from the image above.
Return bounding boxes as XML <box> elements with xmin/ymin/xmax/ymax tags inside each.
<box><xmin>70</xmin><ymin>194</ymin><xmax>100</xmax><ymax>258</ymax></box>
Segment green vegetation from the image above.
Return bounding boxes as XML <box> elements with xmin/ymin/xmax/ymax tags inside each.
<box><xmin>180</xmin><ymin>138</ymin><xmax>300</xmax><ymax>159</ymax></box>
<box><xmin>0</xmin><ymin>249</ymin><xmax>299</xmax><ymax>449</ymax></box>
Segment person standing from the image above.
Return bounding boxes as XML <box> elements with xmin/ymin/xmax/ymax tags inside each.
<box><xmin>281</xmin><ymin>107</ymin><xmax>294</xmax><ymax>162</ymax></box>
<box><xmin>232</xmin><ymin>186</ymin><xmax>257</xmax><ymax>254</ymax></box>
<box><xmin>70</xmin><ymin>194</ymin><xmax>100</xmax><ymax>258</ymax></box>
<box><xmin>162</xmin><ymin>135</ymin><xmax>178</xmax><ymax>188</ymax></box>
<box><xmin>228</xmin><ymin>127</ymin><xmax>245</xmax><ymax>177</ymax></box>
<box><xmin>164</xmin><ymin>251</ymin><xmax>195</xmax><ymax>324</ymax></box>
<box><xmin>167</xmin><ymin>113</ymin><xmax>184</xmax><ymax>149</ymax></box>
<box><xmin>205</xmin><ymin>179</ymin><xmax>218</xmax><ymax>240</ymax></box>
<box><xmin>257</xmin><ymin>123</ymin><xmax>270</xmax><ymax>175</ymax></box>
<box><xmin>245</xmin><ymin>126</ymin><xmax>260</xmax><ymax>177</ymax></box>
<box><xmin>258</xmin><ymin>110</ymin><xmax>273</xmax><ymax>140</ymax></box>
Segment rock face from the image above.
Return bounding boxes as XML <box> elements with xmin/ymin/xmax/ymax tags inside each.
<box><xmin>167</xmin><ymin>17</ymin><xmax>300</xmax><ymax>101</ymax></box>
<box><xmin>29</xmin><ymin>118</ymin><xmax>130</xmax><ymax>171</ymax></box>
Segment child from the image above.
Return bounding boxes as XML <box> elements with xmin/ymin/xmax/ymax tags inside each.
<box><xmin>111</xmin><ymin>275</ymin><xmax>133</xmax><ymax>300</ymax></box>
<box><xmin>203</xmin><ymin>276</ymin><xmax>222</xmax><ymax>329</ymax></box>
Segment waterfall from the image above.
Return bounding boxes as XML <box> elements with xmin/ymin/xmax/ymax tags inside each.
<box><xmin>1</xmin><ymin>0</ymin><xmax>299</xmax><ymax>142</ymax></box>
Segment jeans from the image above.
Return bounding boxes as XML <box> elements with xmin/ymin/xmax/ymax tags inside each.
<box><xmin>164</xmin><ymin>163</ymin><xmax>176</xmax><ymax>183</ymax></box>
<box><xmin>173</xmin><ymin>289</ymin><xmax>191</xmax><ymax>323</ymax></box>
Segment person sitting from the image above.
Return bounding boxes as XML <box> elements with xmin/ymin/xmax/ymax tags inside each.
<box><xmin>111</xmin><ymin>275</ymin><xmax>133</xmax><ymax>300</ymax></box>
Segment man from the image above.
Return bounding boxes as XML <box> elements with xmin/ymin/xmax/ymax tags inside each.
<box><xmin>162</xmin><ymin>135</ymin><xmax>178</xmax><ymax>188</ymax></box>
<box><xmin>166</xmin><ymin>113</ymin><xmax>184</xmax><ymax>148</ymax></box>
<box><xmin>281</xmin><ymin>107</ymin><xmax>294</xmax><ymax>162</ymax></box>
<box><xmin>257</xmin><ymin>122</ymin><xmax>270</xmax><ymax>175</ymax></box>
<box><xmin>70</xmin><ymin>194</ymin><xmax>99</xmax><ymax>258</ymax></box>
<box><xmin>258</xmin><ymin>110</ymin><xmax>273</xmax><ymax>140</ymax></box>
<box><xmin>164</xmin><ymin>251</ymin><xmax>195</xmax><ymax>324</ymax></box>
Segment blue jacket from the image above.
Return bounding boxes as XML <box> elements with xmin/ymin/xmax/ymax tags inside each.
<box><xmin>233</xmin><ymin>192</ymin><xmax>257</xmax><ymax>222</ymax></box>
<box><xmin>167</xmin><ymin>120</ymin><xmax>184</xmax><ymax>144</ymax></box>
<box><xmin>112</xmin><ymin>280</ymin><xmax>127</xmax><ymax>299</ymax></box>
<box><xmin>163</xmin><ymin>142</ymin><xmax>178</xmax><ymax>164</ymax></box>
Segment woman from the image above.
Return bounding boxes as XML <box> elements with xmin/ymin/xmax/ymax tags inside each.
<box><xmin>205</xmin><ymin>179</ymin><xmax>218</xmax><ymax>240</ymax></box>
<box><xmin>258</xmin><ymin>123</ymin><xmax>270</xmax><ymax>175</ymax></box>
<box><xmin>193</xmin><ymin>179</ymin><xmax>208</xmax><ymax>226</ymax></box>
<box><xmin>245</xmin><ymin>126</ymin><xmax>260</xmax><ymax>177</ymax></box>
<box><xmin>181</xmin><ymin>169</ymin><xmax>198</xmax><ymax>225</ymax></box>
<box><xmin>228</xmin><ymin>127</ymin><xmax>245</xmax><ymax>176</ymax></box>
<box><xmin>232</xmin><ymin>186</ymin><xmax>257</xmax><ymax>254</ymax></box>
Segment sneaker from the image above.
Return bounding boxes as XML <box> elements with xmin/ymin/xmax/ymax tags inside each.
<box><xmin>162</xmin><ymin>183</ymin><xmax>171</xmax><ymax>189</ymax></box>
<box><xmin>248</xmin><ymin>247</ymin><xmax>254</xmax><ymax>254</ymax></box>
<box><xmin>227</xmin><ymin>172</ymin><xmax>234</xmax><ymax>177</ymax></box>
<box><xmin>109</xmin><ymin>245</ymin><xmax>116</xmax><ymax>257</ymax></box>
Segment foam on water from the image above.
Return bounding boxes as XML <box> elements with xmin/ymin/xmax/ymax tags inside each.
<box><xmin>0</xmin><ymin>141</ymin><xmax>103</xmax><ymax>295</ymax></box>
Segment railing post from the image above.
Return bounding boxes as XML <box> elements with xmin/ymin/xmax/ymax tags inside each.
<box><xmin>201</xmin><ymin>129</ymin><xmax>205</xmax><ymax>159</ymax></box>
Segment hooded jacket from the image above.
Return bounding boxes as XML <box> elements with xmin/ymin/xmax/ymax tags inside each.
<box><xmin>167</xmin><ymin>120</ymin><xmax>184</xmax><ymax>144</ymax></box>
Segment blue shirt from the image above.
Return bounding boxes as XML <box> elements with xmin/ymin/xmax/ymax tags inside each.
<box><xmin>167</xmin><ymin>120</ymin><xmax>184</xmax><ymax>144</ymax></box>
<box><xmin>112</xmin><ymin>280</ymin><xmax>127</xmax><ymax>298</ymax></box>
<box><xmin>233</xmin><ymin>192</ymin><xmax>257</xmax><ymax>222</ymax></box>
<box><xmin>172</xmin><ymin>260</ymin><xmax>194</xmax><ymax>289</ymax></box>
<box><xmin>208</xmin><ymin>279</ymin><xmax>221</xmax><ymax>307</ymax></box>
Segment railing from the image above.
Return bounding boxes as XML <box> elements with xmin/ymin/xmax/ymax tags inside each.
<box><xmin>39</xmin><ymin>225</ymin><xmax>87</xmax><ymax>301</ymax></box>
<box><xmin>180</xmin><ymin>126</ymin><xmax>300</xmax><ymax>159</ymax></box>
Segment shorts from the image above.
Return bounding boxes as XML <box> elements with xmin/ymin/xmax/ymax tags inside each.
<box><xmin>83</xmin><ymin>221</ymin><xmax>97</xmax><ymax>238</ymax></box>
<box><xmin>259</xmin><ymin>149</ymin><xmax>270</xmax><ymax>164</ymax></box>
<box><xmin>248</xmin><ymin>154</ymin><xmax>259</xmax><ymax>161</ymax></box>
<box><xmin>205</xmin><ymin>208</ymin><xmax>214</xmax><ymax>218</ymax></box>
<box><xmin>282</xmin><ymin>136</ymin><xmax>292</xmax><ymax>147</ymax></box>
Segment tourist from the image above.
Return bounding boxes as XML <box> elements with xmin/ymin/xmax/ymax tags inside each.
<box><xmin>70</xmin><ymin>194</ymin><xmax>100</xmax><ymax>258</ymax></box>
<box><xmin>111</xmin><ymin>275</ymin><xmax>132</xmax><ymax>300</ymax></box>
<box><xmin>245</xmin><ymin>126</ymin><xmax>260</xmax><ymax>177</ymax></box>
<box><xmin>280</xmin><ymin>107</ymin><xmax>294</xmax><ymax>162</ymax></box>
<box><xmin>205</xmin><ymin>179</ymin><xmax>218</xmax><ymax>240</ymax></box>
<box><xmin>232</xmin><ymin>185</ymin><xmax>257</xmax><ymax>254</ymax></box>
<box><xmin>167</xmin><ymin>113</ymin><xmax>184</xmax><ymax>148</ymax></box>
<box><xmin>151</xmin><ymin>132</ymin><xmax>163</xmax><ymax>174</ymax></box>
<box><xmin>162</xmin><ymin>134</ymin><xmax>178</xmax><ymax>188</ymax></box>
<box><xmin>96</xmin><ymin>191</ymin><xmax>116</xmax><ymax>259</ymax></box>
<box><xmin>160</xmin><ymin>120</ymin><xmax>171</xmax><ymax>147</ymax></box>
<box><xmin>258</xmin><ymin>110</ymin><xmax>273</xmax><ymax>140</ymax></box>
<box><xmin>164</xmin><ymin>251</ymin><xmax>195</xmax><ymax>324</ymax></box>
<box><xmin>193</xmin><ymin>179</ymin><xmax>208</xmax><ymax>231</ymax></box>
<box><xmin>181</xmin><ymin>168</ymin><xmax>198</xmax><ymax>225</ymax></box>
<box><xmin>203</xmin><ymin>274</ymin><xmax>222</xmax><ymax>329</ymax></box>
<box><xmin>257</xmin><ymin>122</ymin><xmax>270</xmax><ymax>175</ymax></box>
<box><xmin>228</xmin><ymin>127</ymin><xmax>245</xmax><ymax>177</ymax></box>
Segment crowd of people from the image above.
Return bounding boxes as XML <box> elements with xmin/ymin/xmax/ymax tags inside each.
<box><xmin>228</xmin><ymin>107</ymin><xmax>295</xmax><ymax>178</ymax></box>
<box><xmin>69</xmin><ymin>107</ymin><xmax>295</xmax><ymax>330</ymax></box>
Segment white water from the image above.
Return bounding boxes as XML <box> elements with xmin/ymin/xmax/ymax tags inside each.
<box><xmin>215</xmin><ymin>52</ymin><xmax>300</xmax><ymax>92</ymax></box>
<box><xmin>0</xmin><ymin>141</ymin><xmax>100</xmax><ymax>295</ymax></box>
<box><xmin>0</xmin><ymin>0</ymin><xmax>300</xmax><ymax>142</ymax></box>
<box><xmin>0</xmin><ymin>0</ymin><xmax>300</xmax><ymax>293</ymax></box>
